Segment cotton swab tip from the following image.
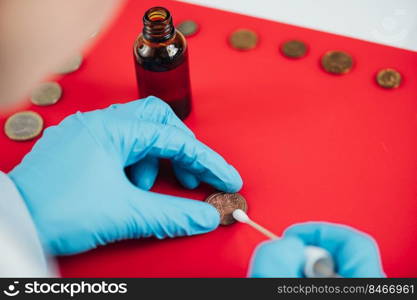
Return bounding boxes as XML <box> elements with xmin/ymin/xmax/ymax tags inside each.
<box><xmin>233</xmin><ymin>209</ymin><xmax>250</xmax><ymax>223</ymax></box>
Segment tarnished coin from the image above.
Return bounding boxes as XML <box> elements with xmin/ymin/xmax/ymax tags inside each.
<box><xmin>4</xmin><ymin>111</ymin><xmax>43</xmax><ymax>141</ymax></box>
<box><xmin>376</xmin><ymin>68</ymin><xmax>402</xmax><ymax>89</ymax></box>
<box><xmin>281</xmin><ymin>40</ymin><xmax>307</xmax><ymax>58</ymax></box>
<box><xmin>229</xmin><ymin>29</ymin><xmax>258</xmax><ymax>50</ymax></box>
<box><xmin>30</xmin><ymin>82</ymin><xmax>62</xmax><ymax>106</ymax></box>
<box><xmin>205</xmin><ymin>193</ymin><xmax>248</xmax><ymax>225</ymax></box>
<box><xmin>55</xmin><ymin>54</ymin><xmax>83</xmax><ymax>74</ymax></box>
<box><xmin>177</xmin><ymin>20</ymin><xmax>199</xmax><ymax>37</ymax></box>
<box><xmin>321</xmin><ymin>51</ymin><xmax>353</xmax><ymax>74</ymax></box>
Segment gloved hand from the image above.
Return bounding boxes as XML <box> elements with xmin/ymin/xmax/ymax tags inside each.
<box><xmin>249</xmin><ymin>222</ymin><xmax>385</xmax><ymax>278</ymax></box>
<box><xmin>9</xmin><ymin>96</ymin><xmax>242</xmax><ymax>255</ymax></box>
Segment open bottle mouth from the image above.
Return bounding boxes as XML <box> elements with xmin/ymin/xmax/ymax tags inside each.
<box><xmin>143</xmin><ymin>7</ymin><xmax>175</xmax><ymax>42</ymax></box>
<box><xmin>144</xmin><ymin>7</ymin><xmax>170</xmax><ymax>22</ymax></box>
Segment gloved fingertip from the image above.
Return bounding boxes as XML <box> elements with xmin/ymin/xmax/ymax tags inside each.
<box><xmin>194</xmin><ymin>201</ymin><xmax>221</xmax><ymax>231</ymax></box>
<box><xmin>255</xmin><ymin>236</ymin><xmax>305</xmax><ymax>258</ymax></box>
<box><xmin>140</xmin><ymin>96</ymin><xmax>181</xmax><ymax>123</ymax></box>
<box><xmin>141</xmin><ymin>193</ymin><xmax>221</xmax><ymax>238</ymax></box>
<box><xmin>144</xmin><ymin>95</ymin><xmax>161</xmax><ymax>101</ymax></box>
<box><xmin>181</xmin><ymin>177</ymin><xmax>200</xmax><ymax>189</ymax></box>
<box><xmin>173</xmin><ymin>166</ymin><xmax>200</xmax><ymax>189</ymax></box>
<box><xmin>141</xmin><ymin>95</ymin><xmax>165</xmax><ymax>106</ymax></box>
<box><xmin>222</xmin><ymin>165</ymin><xmax>243</xmax><ymax>193</ymax></box>
<box><xmin>129</xmin><ymin>158</ymin><xmax>159</xmax><ymax>191</ymax></box>
<box><xmin>339</xmin><ymin>232</ymin><xmax>385</xmax><ymax>278</ymax></box>
<box><xmin>164</xmin><ymin>201</ymin><xmax>220</xmax><ymax>237</ymax></box>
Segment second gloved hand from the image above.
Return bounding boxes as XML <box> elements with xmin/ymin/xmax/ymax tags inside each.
<box><xmin>249</xmin><ymin>222</ymin><xmax>385</xmax><ymax>278</ymax></box>
<box><xmin>9</xmin><ymin>96</ymin><xmax>242</xmax><ymax>255</ymax></box>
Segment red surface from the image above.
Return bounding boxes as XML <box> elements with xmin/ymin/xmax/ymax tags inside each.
<box><xmin>1</xmin><ymin>0</ymin><xmax>417</xmax><ymax>277</ymax></box>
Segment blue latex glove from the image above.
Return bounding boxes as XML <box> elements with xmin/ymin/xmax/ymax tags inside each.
<box><xmin>9</xmin><ymin>96</ymin><xmax>242</xmax><ymax>255</ymax></box>
<box><xmin>249</xmin><ymin>222</ymin><xmax>385</xmax><ymax>278</ymax></box>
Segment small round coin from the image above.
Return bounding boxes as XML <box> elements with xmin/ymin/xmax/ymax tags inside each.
<box><xmin>205</xmin><ymin>192</ymin><xmax>248</xmax><ymax>225</ymax></box>
<box><xmin>4</xmin><ymin>111</ymin><xmax>44</xmax><ymax>141</ymax></box>
<box><xmin>321</xmin><ymin>51</ymin><xmax>353</xmax><ymax>74</ymax></box>
<box><xmin>229</xmin><ymin>29</ymin><xmax>258</xmax><ymax>50</ymax></box>
<box><xmin>55</xmin><ymin>54</ymin><xmax>83</xmax><ymax>74</ymax></box>
<box><xmin>177</xmin><ymin>20</ymin><xmax>199</xmax><ymax>37</ymax></box>
<box><xmin>376</xmin><ymin>68</ymin><xmax>401</xmax><ymax>89</ymax></box>
<box><xmin>281</xmin><ymin>40</ymin><xmax>307</xmax><ymax>58</ymax></box>
<box><xmin>89</xmin><ymin>30</ymin><xmax>99</xmax><ymax>39</ymax></box>
<box><xmin>30</xmin><ymin>82</ymin><xmax>62</xmax><ymax>106</ymax></box>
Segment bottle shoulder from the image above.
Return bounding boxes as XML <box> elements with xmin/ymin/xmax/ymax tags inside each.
<box><xmin>134</xmin><ymin>31</ymin><xmax>187</xmax><ymax>61</ymax></box>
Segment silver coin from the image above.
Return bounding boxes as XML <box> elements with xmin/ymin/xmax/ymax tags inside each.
<box><xmin>55</xmin><ymin>54</ymin><xmax>83</xmax><ymax>74</ymax></box>
<box><xmin>30</xmin><ymin>82</ymin><xmax>62</xmax><ymax>106</ymax></box>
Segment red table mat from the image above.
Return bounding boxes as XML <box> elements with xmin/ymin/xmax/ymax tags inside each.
<box><xmin>1</xmin><ymin>0</ymin><xmax>417</xmax><ymax>277</ymax></box>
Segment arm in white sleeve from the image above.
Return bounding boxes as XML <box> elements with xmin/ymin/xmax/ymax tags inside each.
<box><xmin>0</xmin><ymin>171</ymin><xmax>56</xmax><ymax>277</ymax></box>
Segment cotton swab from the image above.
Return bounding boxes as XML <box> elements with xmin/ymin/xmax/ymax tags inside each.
<box><xmin>232</xmin><ymin>209</ymin><xmax>340</xmax><ymax>278</ymax></box>
<box><xmin>232</xmin><ymin>209</ymin><xmax>278</xmax><ymax>239</ymax></box>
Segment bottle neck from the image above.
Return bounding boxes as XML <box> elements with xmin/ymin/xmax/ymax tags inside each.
<box><xmin>142</xmin><ymin>7</ymin><xmax>175</xmax><ymax>43</ymax></box>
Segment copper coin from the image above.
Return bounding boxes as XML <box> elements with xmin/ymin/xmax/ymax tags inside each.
<box><xmin>376</xmin><ymin>68</ymin><xmax>401</xmax><ymax>89</ymax></box>
<box><xmin>30</xmin><ymin>82</ymin><xmax>62</xmax><ymax>106</ymax></box>
<box><xmin>281</xmin><ymin>40</ymin><xmax>307</xmax><ymax>58</ymax></box>
<box><xmin>177</xmin><ymin>20</ymin><xmax>198</xmax><ymax>37</ymax></box>
<box><xmin>321</xmin><ymin>51</ymin><xmax>353</xmax><ymax>74</ymax></box>
<box><xmin>229</xmin><ymin>29</ymin><xmax>258</xmax><ymax>50</ymax></box>
<box><xmin>4</xmin><ymin>111</ymin><xmax>43</xmax><ymax>141</ymax></box>
<box><xmin>205</xmin><ymin>193</ymin><xmax>247</xmax><ymax>225</ymax></box>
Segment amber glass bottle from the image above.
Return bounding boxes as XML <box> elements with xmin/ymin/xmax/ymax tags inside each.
<box><xmin>133</xmin><ymin>7</ymin><xmax>192</xmax><ymax>119</ymax></box>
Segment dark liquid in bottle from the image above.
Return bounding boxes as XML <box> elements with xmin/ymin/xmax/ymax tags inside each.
<box><xmin>134</xmin><ymin>49</ymin><xmax>191</xmax><ymax>119</ymax></box>
<box><xmin>133</xmin><ymin>7</ymin><xmax>192</xmax><ymax>120</ymax></box>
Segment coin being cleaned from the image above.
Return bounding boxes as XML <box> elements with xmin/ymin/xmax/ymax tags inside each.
<box><xmin>205</xmin><ymin>193</ymin><xmax>248</xmax><ymax>225</ymax></box>
<box><xmin>177</xmin><ymin>20</ymin><xmax>198</xmax><ymax>37</ymax></box>
<box><xmin>376</xmin><ymin>68</ymin><xmax>401</xmax><ymax>89</ymax></box>
<box><xmin>321</xmin><ymin>51</ymin><xmax>353</xmax><ymax>74</ymax></box>
<box><xmin>229</xmin><ymin>29</ymin><xmax>258</xmax><ymax>50</ymax></box>
<box><xmin>30</xmin><ymin>82</ymin><xmax>62</xmax><ymax>106</ymax></box>
<box><xmin>4</xmin><ymin>111</ymin><xmax>44</xmax><ymax>141</ymax></box>
<box><xmin>281</xmin><ymin>40</ymin><xmax>307</xmax><ymax>58</ymax></box>
<box><xmin>55</xmin><ymin>54</ymin><xmax>83</xmax><ymax>74</ymax></box>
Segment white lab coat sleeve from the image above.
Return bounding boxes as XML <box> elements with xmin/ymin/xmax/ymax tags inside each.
<box><xmin>0</xmin><ymin>171</ymin><xmax>56</xmax><ymax>277</ymax></box>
